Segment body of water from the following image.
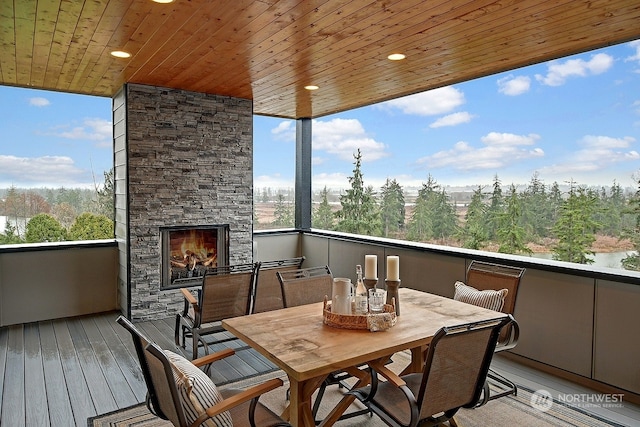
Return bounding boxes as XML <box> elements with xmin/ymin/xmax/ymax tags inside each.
<box><xmin>532</xmin><ymin>251</ymin><xmax>635</xmax><ymax>269</ymax></box>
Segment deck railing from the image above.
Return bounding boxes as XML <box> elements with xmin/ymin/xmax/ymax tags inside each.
<box><xmin>1</xmin><ymin>229</ymin><xmax>639</xmax><ymax>401</ymax></box>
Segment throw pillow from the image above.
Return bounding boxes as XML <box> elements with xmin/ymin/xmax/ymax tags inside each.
<box><xmin>164</xmin><ymin>350</ymin><xmax>233</xmax><ymax>427</ymax></box>
<box><xmin>453</xmin><ymin>281</ymin><xmax>508</xmax><ymax>312</ymax></box>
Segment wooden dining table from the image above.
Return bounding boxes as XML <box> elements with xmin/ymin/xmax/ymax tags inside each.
<box><xmin>222</xmin><ymin>287</ymin><xmax>508</xmax><ymax>427</ymax></box>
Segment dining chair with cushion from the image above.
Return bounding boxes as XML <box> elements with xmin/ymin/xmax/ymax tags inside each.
<box><xmin>253</xmin><ymin>256</ymin><xmax>305</xmax><ymax>313</ymax></box>
<box><xmin>349</xmin><ymin>315</ymin><xmax>513</xmax><ymax>427</ymax></box>
<box><xmin>454</xmin><ymin>260</ymin><xmax>525</xmax><ymax>405</ymax></box>
<box><xmin>276</xmin><ymin>265</ymin><xmax>371</xmax><ymax>424</ymax></box>
<box><xmin>118</xmin><ymin>316</ymin><xmax>291</xmax><ymax>427</ymax></box>
<box><xmin>175</xmin><ymin>262</ymin><xmax>258</xmax><ymax>358</ymax></box>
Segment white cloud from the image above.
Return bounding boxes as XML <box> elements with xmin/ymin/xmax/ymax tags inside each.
<box><xmin>312</xmin><ymin>118</ymin><xmax>387</xmax><ymax>162</ymax></box>
<box><xmin>430</xmin><ymin>112</ymin><xmax>474</xmax><ymax>128</ymax></box>
<box><xmin>254</xmin><ymin>173</ymin><xmax>294</xmax><ymax>190</ymax></box>
<box><xmin>0</xmin><ymin>155</ymin><xmax>86</xmax><ymax>186</ymax></box>
<box><xmin>416</xmin><ymin>132</ymin><xmax>543</xmax><ymax>171</ymax></box>
<box><xmin>377</xmin><ymin>86</ymin><xmax>466</xmax><ymax>116</ymax></box>
<box><xmin>270</xmin><ymin>120</ymin><xmax>295</xmax><ymax>141</ymax></box>
<box><xmin>29</xmin><ymin>97</ymin><xmax>50</xmax><ymax>107</ymax></box>
<box><xmin>312</xmin><ymin>172</ymin><xmax>350</xmax><ymax>191</ymax></box>
<box><xmin>497</xmin><ymin>75</ymin><xmax>531</xmax><ymax>96</ymax></box>
<box><xmin>56</xmin><ymin>118</ymin><xmax>112</xmax><ymax>145</ymax></box>
<box><xmin>625</xmin><ymin>40</ymin><xmax>640</xmax><ymax>64</ymax></box>
<box><xmin>535</xmin><ymin>53</ymin><xmax>614</xmax><ymax>86</ymax></box>
<box><xmin>538</xmin><ymin>135</ymin><xmax>638</xmax><ymax>177</ymax></box>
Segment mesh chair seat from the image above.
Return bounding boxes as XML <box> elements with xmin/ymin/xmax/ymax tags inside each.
<box><xmin>175</xmin><ymin>263</ymin><xmax>258</xmax><ymax>358</ymax></box>
<box><xmin>349</xmin><ymin>316</ymin><xmax>513</xmax><ymax>427</ymax></box>
<box><xmin>118</xmin><ymin>316</ymin><xmax>291</xmax><ymax>427</ymax></box>
<box><xmin>465</xmin><ymin>260</ymin><xmax>525</xmax><ymax>405</ymax></box>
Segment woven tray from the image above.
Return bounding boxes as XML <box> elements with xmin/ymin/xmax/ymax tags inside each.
<box><xmin>323</xmin><ymin>297</ymin><xmax>397</xmax><ymax>331</ymax></box>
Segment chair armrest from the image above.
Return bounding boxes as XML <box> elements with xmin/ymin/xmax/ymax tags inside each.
<box><xmin>191</xmin><ymin>348</ymin><xmax>235</xmax><ymax>368</ymax></box>
<box><xmin>190</xmin><ymin>378</ymin><xmax>285</xmax><ymax>426</ymax></box>
<box><xmin>181</xmin><ymin>287</ymin><xmax>198</xmax><ymax>306</ymax></box>
<box><xmin>495</xmin><ymin>318</ymin><xmax>519</xmax><ymax>352</ymax></box>
<box><xmin>369</xmin><ymin>359</ymin><xmax>406</xmax><ymax>388</ymax></box>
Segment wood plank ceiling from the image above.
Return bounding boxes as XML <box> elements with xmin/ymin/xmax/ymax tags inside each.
<box><xmin>2</xmin><ymin>0</ymin><xmax>640</xmax><ymax>119</ymax></box>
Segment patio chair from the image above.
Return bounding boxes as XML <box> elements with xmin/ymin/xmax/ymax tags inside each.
<box><xmin>253</xmin><ymin>256</ymin><xmax>305</xmax><ymax>313</ymax></box>
<box><xmin>117</xmin><ymin>316</ymin><xmax>291</xmax><ymax>427</ymax></box>
<box><xmin>459</xmin><ymin>260</ymin><xmax>525</xmax><ymax>405</ymax></box>
<box><xmin>277</xmin><ymin>265</ymin><xmax>371</xmax><ymax>424</ymax></box>
<box><xmin>175</xmin><ymin>262</ymin><xmax>258</xmax><ymax>358</ymax></box>
<box><xmin>348</xmin><ymin>315</ymin><xmax>513</xmax><ymax>427</ymax></box>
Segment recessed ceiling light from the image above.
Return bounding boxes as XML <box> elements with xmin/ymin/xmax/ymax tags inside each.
<box><xmin>304</xmin><ymin>85</ymin><xmax>319</xmax><ymax>91</ymax></box>
<box><xmin>110</xmin><ymin>50</ymin><xmax>131</xmax><ymax>58</ymax></box>
<box><xmin>388</xmin><ymin>53</ymin><xmax>406</xmax><ymax>61</ymax></box>
<box><xmin>152</xmin><ymin>0</ymin><xmax>175</xmax><ymax>3</ymax></box>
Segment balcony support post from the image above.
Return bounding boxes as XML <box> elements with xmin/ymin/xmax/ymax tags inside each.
<box><xmin>295</xmin><ymin>118</ymin><xmax>312</xmax><ymax>230</ymax></box>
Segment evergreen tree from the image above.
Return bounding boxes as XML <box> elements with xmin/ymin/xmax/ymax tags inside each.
<box><xmin>271</xmin><ymin>194</ymin><xmax>294</xmax><ymax>227</ymax></box>
<box><xmin>552</xmin><ymin>183</ymin><xmax>600</xmax><ymax>264</ymax></box>
<box><xmin>335</xmin><ymin>149</ymin><xmax>381</xmax><ymax>235</ymax></box>
<box><xmin>521</xmin><ymin>172</ymin><xmax>551</xmax><ymax>239</ymax></box>
<box><xmin>0</xmin><ymin>221</ymin><xmax>23</xmax><ymax>244</ymax></box>
<box><xmin>379</xmin><ymin>178</ymin><xmax>405</xmax><ymax>237</ymax></box>
<box><xmin>406</xmin><ymin>175</ymin><xmax>439</xmax><ymax>241</ymax></box>
<box><xmin>458</xmin><ymin>186</ymin><xmax>488</xmax><ymax>249</ymax></box>
<box><xmin>69</xmin><ymin>213</ymin><xmax>114</xmax><ymax>240</ymax></box>
<box><xmin>497</xmin><ymin>184</ymin><xmax>532</xmax><ymax>255</ymax></box>
<box><xmin>25</xmin><ymin>213</ymin><xmax>67</xmax><ymax>243</ymax></box>
<box><xmin>548</xmin><ymin>181</ymin><xmax>563</xmax><ymax>226</ymax></box>
<box><xmin>486</xmin><ymin>174</ymin><xmax>503</xmax><ymax>240</ymax></box>
<box><xmin>313</xmin><ymin>186</ymin><xmax>335</xmax><ymax>230</ymax></box>
<box><xmin>621</xmin><ymin>173</ymin><xmax>640</xmax><ymax>271</ymax></box>
<box><xmin>432</xmin><ymin>188</ymin><xmax>458</xmax><ymax>243</ymax></box>
<box><xmin>95</xmin><ymin>168</ymin><xmax>115</xmax><ymax>220</ymax></box>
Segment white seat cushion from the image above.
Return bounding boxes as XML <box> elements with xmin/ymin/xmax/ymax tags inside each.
<box><xmin>164</xmin><ymin>350</ymin><xmax>233</xmax><ymax>426</ymax></box>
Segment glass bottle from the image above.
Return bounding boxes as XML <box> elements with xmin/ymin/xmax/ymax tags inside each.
<box><xmin>354</xmin><ymin>264</ymin><xmax>368</xmax><ymax>314</ymax></box>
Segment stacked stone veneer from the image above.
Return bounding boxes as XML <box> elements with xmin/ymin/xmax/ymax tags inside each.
<box><xmin>114</xmin><ymin>84</ymin><xmax>253</xmax><ymax>320</ymax></box>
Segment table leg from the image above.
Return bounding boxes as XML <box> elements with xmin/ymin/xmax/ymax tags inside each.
<box><xmin>399</xmin><ymin>346</ymin><xmax>426</xmax><ymax>376</ymax></box>
<box><xmin>287</xmin><ymin>375</ymin><xmax>326</xmax><ymax>427</ymax></box>
<box><xmin>318</xmin><ymin>358</ymin><xmax>393</xmax><ymax>427</ymax></box>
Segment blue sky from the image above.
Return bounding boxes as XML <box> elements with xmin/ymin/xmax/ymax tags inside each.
<box><xmin>1</xmin><ymin>40</ymin><xmax>639</xmax><ymax>192</ymax></box>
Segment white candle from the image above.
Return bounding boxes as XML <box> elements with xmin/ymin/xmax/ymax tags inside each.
<box><xmin>387</xmin><ymin>256</ymin><xmax>399</xmax><ymax>281</ymax></box>
<box><xmin>364</xmin><ymin>255</ymin><xmax>377</xmax><ymax>279</ymax></box>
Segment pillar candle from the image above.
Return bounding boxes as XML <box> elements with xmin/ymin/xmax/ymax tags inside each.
<box><xmin>364</xmin><ymin>255</ymin><xmax>377</xmax><ymax>279</ymax></box>
<box><xmin>387</xmin><ymin>256</ymin><xmax>399</xmax><ymax>281</ymax></box>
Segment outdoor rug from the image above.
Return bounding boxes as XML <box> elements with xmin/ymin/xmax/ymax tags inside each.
<box><xmin>88</xmin><ymin>354</ymin><xmax>627</xmax><ymax>427</ymax></box>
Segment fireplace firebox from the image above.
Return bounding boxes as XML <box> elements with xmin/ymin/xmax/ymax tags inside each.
<box><xmin>161</xmin><ymin>225</ymin><xmax>229</xmax><ymax>289</ymax></box>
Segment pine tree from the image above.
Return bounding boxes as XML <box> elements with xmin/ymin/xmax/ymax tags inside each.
<box><xmin>497</xmin><ymin>184</ymin><xmax>532</xmax><ymax>255</ymax></box>
<box><xmin>621</xmin><ymin>173</ymin><xmax>640</xmax><ymax>271</ymax></box>
<box><xmin>406</xmin><ymin>175</ymin><xmax>438</xmax><ymax>241</ymax></box>
<box><xmin>521</xmin><ymin>172</ymin><xmax>551</xmax><ymax>239</ymax></box>
<box><xmin>486</xmin><ymin>174</ymin><xmax>503</xmax><ymax>240</ymax></box>
<box><xmin>335</xmin><ymin>149</ymin><xmax>381</xmax><ymax>235</ymax></box>
<box><xmin>552</xmin><ymin>182</ymin><xmax>600</xmax><ymax>264</ymax></box>
<box><xmin>95</xmin><ymin>168</ymin><xmax>115</xmax><ymax>220</ymax></box>
<box><xmin>25</xmin><ymin>213</ymin><xmax>67</xmax><ymax>243</ymax></box>
<box><xmin>379</xmin><ymin>178</ymin><xmax>405</xmax><ymax>237</ymax></box>
<box><xmin>313</xmin><ymin>186</ymin><xmax>335</xmax><ymax>230</ymax></box>
<box><xmin>458</xmin><ymin>186</ymin><xmax>488</xmax><ymax>249</ymax></box>
<box><xmin>271</xmin><ymin>194</ymin><xmax>294</xmax><ymax>227</ymax></box>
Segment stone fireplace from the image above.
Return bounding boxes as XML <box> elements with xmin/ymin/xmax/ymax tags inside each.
<box><xmin>113</xmin><ymin>84</ymin><xmax>253</xmax><ymax>320</ymax></box>
<box><xmin>161</xmin><ymin>224</ymin><xmax>229</xmax><ymax>289</ymax></box>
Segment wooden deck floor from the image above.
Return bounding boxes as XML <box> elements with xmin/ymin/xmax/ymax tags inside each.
<box><xmin>0</xmin><ymin>311</ymin><xmax>278</xmax><ymax>427</ymax></box>
<box><xmin>1</xmin><ymin>310</ymin><xmax>639</xmax><ymax>426</ymax></box>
